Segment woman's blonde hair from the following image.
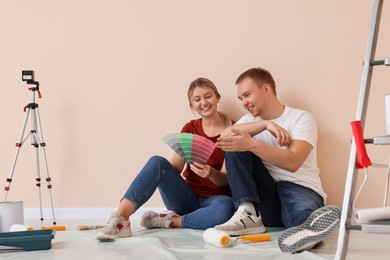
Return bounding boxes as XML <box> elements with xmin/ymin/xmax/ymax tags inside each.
<box><xmin>187</xmin><ymin>78</ymin><xmax>232</xmax><ymax>127</ymax></box>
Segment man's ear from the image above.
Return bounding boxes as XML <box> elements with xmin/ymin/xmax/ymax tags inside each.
<box><xmin>263</xmin><ymin>83</ymin><xmax>271</xmax><ymax>95</ymax></box>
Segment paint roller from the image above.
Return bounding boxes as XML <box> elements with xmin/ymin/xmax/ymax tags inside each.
<box><xmin>9</xmin><ymin>224</ymin><xmax>66</xmax><ymax>232</ymax></box>
<box><xmin>9</xmin><ymin>224</ymin><xmax>34</xmax><ymax>232</ymax></box>
<box><xmin>203</xmin><ymin>228</ymin><xmax>271</xmax><ymax>247</ymax></box>
<box><xmin>203</xmin><ymin>228</ymin><xmax>231</xmax><ymax>247</ymax></box>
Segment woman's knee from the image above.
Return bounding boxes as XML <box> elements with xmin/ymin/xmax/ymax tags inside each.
<box><xmin>148</xmin><ymin>155</ymin><xmax>169</xmax><ymax>166</ymax></box>
<box><xmin>212</xmin><ymin>196</ymin><xmax>235</xmax><ymax>219</ymax></box>
<box><xmin>139</xmin><ymin>155</ymin><xmax>173</xmax><ymax>180</ymax></box>
<box><xmin>145</xmin><ymin>155</ymin><xmax>173</xmax><ymax>172</ymax></box>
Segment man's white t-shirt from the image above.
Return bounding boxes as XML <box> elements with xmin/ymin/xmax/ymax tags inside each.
<box><xmin>236</xmin><ymin>106</ymin><xmax>327</xmax><ymax>200</ymax></box>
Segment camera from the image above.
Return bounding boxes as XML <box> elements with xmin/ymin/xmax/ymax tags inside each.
<box><xmin>22</xmin><ymin>70</ymin><xmax>35</xmax><ymax>82</ymax></box>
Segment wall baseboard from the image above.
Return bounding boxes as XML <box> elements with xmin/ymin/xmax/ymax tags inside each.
<box><xmin>24</xmin><ymin>207</ymin><xmax>167</xmax><ymax>220</ymax></box>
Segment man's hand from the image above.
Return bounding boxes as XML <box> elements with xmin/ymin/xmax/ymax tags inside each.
<box><xmin>265</xmin><ymin>121</ymin><xmax>291</xmax><ymax>147</ymax></box>
<box><xmin>216</xmin><ymin>128</ymin><xmax>254</xmax><ymax>152</ymax></box>
<box><xmin>217</xmin><ymin>121</ymin><xmax>291</xmax><ymax>152</ymax></box>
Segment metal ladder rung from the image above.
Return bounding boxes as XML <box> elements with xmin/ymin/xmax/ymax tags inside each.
<box><xmin>361</xmin><ymin>221</ymin><xmax>390</xmax><ymax>233</ymax></box>
<box><xmin>370</xmin><ymin>57</ymin><xmax>390</xmax><ymax>66</ymax></box>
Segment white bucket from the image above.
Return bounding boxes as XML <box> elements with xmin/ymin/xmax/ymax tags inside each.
<box><xmin>0</xmin><ymin>201</ymin><xmax>24</xmax><ymax>232</ymax></box>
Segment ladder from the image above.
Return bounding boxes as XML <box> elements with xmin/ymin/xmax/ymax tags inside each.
<box><xmin>335</xmin><ymin>0</ymin><xmax>389</xmax><ymax>259</ymax></box>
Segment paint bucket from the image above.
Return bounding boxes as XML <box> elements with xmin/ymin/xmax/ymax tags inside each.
<box><xmin>0</xmin><ymin>201</ymin><xmax>24</xmax><ymax>232</ymax></box>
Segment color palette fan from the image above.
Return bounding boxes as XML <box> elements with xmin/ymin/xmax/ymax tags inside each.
<box><xmin>162</xmin><ymin>133</ymin><xmax>217</xmax><ymax>165</ymax></box>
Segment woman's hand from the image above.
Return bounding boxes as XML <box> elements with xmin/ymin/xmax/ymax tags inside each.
<box><xmin>190</xmin><ymin>162</ymin><xmax>214</xmax><ymax>178</ymax></box>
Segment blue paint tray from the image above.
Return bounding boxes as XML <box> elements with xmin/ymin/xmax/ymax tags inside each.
<box><xmin>0</xmin><ymin>229</ymin><xmax>55</xmax><ymax>251</ymax></box>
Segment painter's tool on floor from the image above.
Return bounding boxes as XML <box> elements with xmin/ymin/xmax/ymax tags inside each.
<box><xmin>203</xmin><ymin>228</ymin><xmax>231</xmax><ymax>247</ymax></box>
<box><xmin>9</xmin><ymin>224</ymin><xmax>34</xmax><ymax>232</ymax></box>
<box><xmin>9</xmin><ymin>223</ymin><xmax>67</xmax><ymax>232</ymax></box>
<box><xmin>77</xmin><ymin>225</ymin><xmax>105</xmax><ymax>231</ymax></box>
<box><xmin>236</xmin><ymin>233</ymin><xmax>271</xmax><ymax>243</ymax></box>
<box><xmin>9</xmin><ymin>224</ymin><xmax>65</xmax><ymax>232</ymax></box>
<box><xmin>41</xmin><ymin>225</ymin><xmax>66</xmax><ymax>231</ymax></box>
<box><xmin>203</xmin><ymin>228</ymin><xmax>271</xmax><ymax>248</ymax></box>
<box><xmin>0</xmin><ymin>229</ymin><xmax>55</xmax><ymax>251</ymax></box>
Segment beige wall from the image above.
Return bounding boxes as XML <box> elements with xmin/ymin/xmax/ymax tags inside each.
<box><xmin>1</xmin><ymin>0</ymin><xmax>389</xmax><ymax>210</ymax></box>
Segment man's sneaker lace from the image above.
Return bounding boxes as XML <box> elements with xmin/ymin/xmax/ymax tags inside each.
<box><xmin>278</xmin><ymin>205</ymin><xmax>341</xmax><ymax>253</ymax></box>
<box><xmin>214</xmin><ymin>210</ymin><xmax>266</xmax><ymax>235</ymax></box>
<box><xmin>140</xmin><ymin>210</ymin><xmax>179</xmax><ymax>229</ymax></box>
<box><xmin>96</xmin><ymin>212</ymin><xmax>131</xmax><ymax>240</ymax></box>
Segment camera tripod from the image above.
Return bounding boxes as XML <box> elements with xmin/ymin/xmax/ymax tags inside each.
<box><xmin>4</xmin><ymin>74</ymin><xmax>56</xmax><ymax>225</ymax></box>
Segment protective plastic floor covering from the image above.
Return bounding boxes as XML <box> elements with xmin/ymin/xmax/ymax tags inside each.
<box><xmin>1</xmin><ymin>219</ymin><xmax>389</xmax><ymax>259</ymax></box>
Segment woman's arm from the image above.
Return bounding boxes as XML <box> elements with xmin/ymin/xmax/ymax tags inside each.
<box><xmin>168</xmin><ymin>153</ymin><xmax>186</xmax><ymax>173</ymax></box>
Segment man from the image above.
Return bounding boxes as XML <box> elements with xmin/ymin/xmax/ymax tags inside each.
<box><xmin>215</xmin><ymin>67</ymin><xmax>341</xmax><ymax>253</ymax></box>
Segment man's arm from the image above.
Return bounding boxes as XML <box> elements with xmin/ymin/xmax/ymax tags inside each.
<box><xmin>217</xmin><ymin>124</ymin><xmax>311</xmax><ymax>172</ymax></box>
<box><xmin>220</xmin><ymin>120</ymin><xmax>291</xmax><ymax>147</ymax></box>
<box><xmin>248</xmin><ymin>137</ymin><xmax>312</xmax><ymax>172</ymax></box>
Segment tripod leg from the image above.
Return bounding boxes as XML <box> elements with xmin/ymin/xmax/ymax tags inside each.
<box><xmin>35</xmin><ymin>107</ymin><xmax>57</xmax><ymax>225</ymax></box>
<box><xmin>4</xmin><ymin>108</ymin><xmax>32</xmax><ymax>201</ymax></box>
<box><xmin>33</xmin><ymin>139</ymin><xmax>44</xmax><ymax>221</ymax></box>
<box><xmin>31</xmin><ymin>108</ymin><xmax>44</xmax><ymax>222</ymax></box>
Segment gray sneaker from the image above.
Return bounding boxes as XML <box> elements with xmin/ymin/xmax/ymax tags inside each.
<box><xmin>96</xmin><ymin>212</ymin><xmax>132</xmax><ymax>240</ymax></box>
<box><xmin>214</xmin><ymin>210</ymin><xmax>266</xmax><ymax>235</ymax></box>
<box><xmin>140</xmin><ymin>210</ymin><xmax>179</xmax><ymax>229</ymax></box>
<box><xmin>278</xmin><ymin>205</ymin><xmax>341</xmax><ymax>253</ymax></box>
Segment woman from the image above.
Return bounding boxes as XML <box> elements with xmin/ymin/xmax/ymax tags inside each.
<box><xmin>97</xmin><ymin>78</ymin><xmax>234</xmax><ymax>240</ymax></box>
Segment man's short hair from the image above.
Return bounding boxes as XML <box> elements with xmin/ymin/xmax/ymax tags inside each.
<box><xmin>235</xmin><ymin>67</ymin><xmax>277</xmax><ymax>96</ymax></box>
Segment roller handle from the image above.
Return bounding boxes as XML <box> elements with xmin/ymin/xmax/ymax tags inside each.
<box><xmin>41</xmin><ymin>225</ymin><xmax>66</xmax><ymax>231</ymax></box>
<box><xmin>77</xmin><ymin>225</ymin><xmax>105</xmax><ymax>230</ymax></box>
<box><xmin>239</xmin><ymin>233</ymin><xmax>271</xmax><ymax>242</ymax></box>
<box><xmin>351</xmin><ymin>120</ymin><xmax>372</xmax><ymax>169</ymax></box>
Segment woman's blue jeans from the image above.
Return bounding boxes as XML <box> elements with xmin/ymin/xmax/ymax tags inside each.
<box><xmin>224</xmin><ymin>151</ymin><xmax>324</xmax><ymax>228</ymax></box>
<box><xmin>122</xmin><ymin>155</ymin><xmax>235</xmax><ymax>230</ymax></box>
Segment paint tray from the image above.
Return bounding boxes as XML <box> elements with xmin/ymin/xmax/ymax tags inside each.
<box><xmin>0</xmin><ymin>229</ymin><xmax>55</xmax><ymax>251</ymax></box>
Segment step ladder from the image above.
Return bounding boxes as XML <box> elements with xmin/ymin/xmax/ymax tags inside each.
<box><xmin>335</xmin><ymin>0</ymin><xmax>389</xmax><ymax>259</ymax></box>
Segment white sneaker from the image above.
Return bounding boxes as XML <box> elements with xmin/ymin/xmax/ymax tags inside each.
<box><xmin>96</xmin><ymin>212</ymin><xmax>132</xmax><ymax>240</ymax></box>
<box><xmin>214</xmin><ymin>210</ymin><xmax>266</xmax><ymax>235</ymax></box>
<box><xmin>140</xmin><ymin>210</ymin><xmax>179</xmax><ymax>229</ymax></box>
<box><xmin>278</xmin><ymin>205</ymin><xmax>341</xmax><ymax>253</ymax></box>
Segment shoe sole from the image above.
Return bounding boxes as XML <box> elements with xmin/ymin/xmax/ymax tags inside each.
<box><xmin>96</xmin><ymin>229</ymin><xmax>132</xmax><ymax>241</ymax></box>
<box><xmin>278</xmin><ymin>205</ymin><xmax>341</xmax><ymax>253</ymax></box>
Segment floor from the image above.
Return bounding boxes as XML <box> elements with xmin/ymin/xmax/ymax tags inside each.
<box><xmin>1</xmin><ymin>218</ymin><xmax>390</xmax><ymax>259</ymax></box>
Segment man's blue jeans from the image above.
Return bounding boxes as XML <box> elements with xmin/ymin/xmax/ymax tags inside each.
<box><xmin>122</xmin><ymin>155</ymin><xmax>235</xmax><ymax>230</ymax></box>
<box><xmin>224</xmin><ymin>151</ymin><xmax>324</xmax><ymax>228</ymax></box>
